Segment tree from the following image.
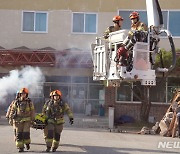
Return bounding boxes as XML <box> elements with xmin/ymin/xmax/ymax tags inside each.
<box><xmin>155</xmin><ymin>49</ymin><xmax>180</xmax><ymax>69</ymax></box>
<box><xmin>132</xmin><ymin>85</ymin><xmax>152</xmax><ymax>122</ymax></box>
<box><xmin>130</xmin><ymin>49</ymin><xmax>180</xmax><ymax>122</ymax></box>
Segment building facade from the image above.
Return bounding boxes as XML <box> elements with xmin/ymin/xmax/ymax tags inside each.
<box><xmin>0</xmin><ymin>0</ymin><xmax>180</xmax><ymax>121</ymax></box>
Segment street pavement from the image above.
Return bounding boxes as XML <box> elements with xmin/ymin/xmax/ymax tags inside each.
<box><xmin>0</xmin><ymin>122</ymin><xmax>180</xmax><ymax>154</ymax></box>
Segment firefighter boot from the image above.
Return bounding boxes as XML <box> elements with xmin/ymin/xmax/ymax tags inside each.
<box><xmin>18</xmin><ymin>148</ymin><xmax>24</xmax><ymax>153</ymax></box>
<box><xmin>26</xmin><ymin>144</ymin><xmax>30</xmax><ymax>150</ymax></box>
<box><xmin>46</xmin><ymin>146</ymin><xmax>51</xmax><ymax>152</ymax></box>
<box><xmin>52</xmin><ymin>148</ymin><xmax>57</xmax><ymax>152</ymax></box>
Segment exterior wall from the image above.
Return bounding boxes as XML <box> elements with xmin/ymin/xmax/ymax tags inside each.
<box><xmin>105</xmin><ymin>87</ymin><xmax>116</xmax><ymax>107</ymax></box>
<box><xmin>105</xmin><ymin>87</ymin><xmax>171</xmax><ymax>122</ymax></box>
<box><xmin>0</xmin><ymin>0</ymin><xmax>179</xmax><ymax>118</ymax></box>
<box><xmin>114</xmin><ymin>103</ymin><xmax>169</xmax><ymax>122</ymax></box>
<box><xmin>0</xmin><ymin>0</ymin><xmax>147</xmax><ymax>11</ymax></box>
<box><xmin>0</xmin><ymin>10</ymin><xmax>96</xmax><ymax>50</ymax></box>
<box><xmin>0</xmin><ymin>66</ymin><xmax>93</xmax><ymax>76</ymax></box>
<box><xmin>0</xmin><ymin>0</ymin><xmax>180</xmax><ymax>50</ymax></box>
<box><xmin>1</xmin><ymin>0</ymin><xmax>180</xmax><ymax>11</ymax></box>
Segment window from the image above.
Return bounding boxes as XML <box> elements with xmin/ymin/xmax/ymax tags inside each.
<box><xmin>72</xmin><ymin>13</ymin><xmax>97</xmax><ymax>33</ymax></box>
<box><xmin>22</xmin><ymin>11</ymin><xmax>48</xmax><ymax>32</ymax></box>
<box><xmin>116</xmin><ymin>77</ymin><xmax>180</xmax><ymax>103</ymax></box>
<box><xmin>167</xmin><ymin>77</ymin><xmax>180</xmax><ymax>102</ymax></box>
<box><xmin>119</xmin><ymin>10</ymin><xmax>180</xmax><ymax>36</ymax></box>
<box><xmin>162</xmin><ymin>11</ymin><xmax>168</xmax><ymax>29</ymax></box>
<box><xmin>89</xmin><ymin>85</ymin><xmax>104</xmax><ymax>100</ymax></box>
<box><xmin>119</xmin><ymin>10</ymin><xmax>148</xmax><ymax>30</ymax></box>
<box><xmin>72</xmin><ymin>84</ymin><xmax>87</xmax><ymax>99</ymax></box>
<box><xmin>117</xmin><ymin>82</ymin><xmax>132</xmax><ymax>102</ymax></box>
<box><xmin>169</xmin><ymin>11</ymin><xmax>180</xmax><ymax>36</ymax></box>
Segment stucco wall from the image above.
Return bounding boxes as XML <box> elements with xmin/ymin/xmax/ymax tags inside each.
<box><xmin>1</xmin><ymin>0</ymin><xmax>180</xmax><ymax>11</ymax></box>
<box><xmin>0</xmin><ymin>0</ymin><xmax>180</xmax><ymax>50</ymax></box>
<box><xmin>0</xmin><ymin>9</ymin><xmax>179</xmax><ymax>51</ymax></box>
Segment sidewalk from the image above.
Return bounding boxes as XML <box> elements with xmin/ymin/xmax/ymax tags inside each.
<box><xmin>0</xmin><ymin>115</ymin><xmax>8</xmax><ymax>125</ymax></box>
<box><xmin>0</xmin><ymin>114</ymin><xmax>147</xmax><ymax>133</ymax></box>
<box><xmin>1</xmin><ymin>125</ymin><xmax>180</xmax><ymax>154</ymax></box>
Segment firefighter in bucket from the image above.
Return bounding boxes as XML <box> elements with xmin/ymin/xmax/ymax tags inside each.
<box><xmin>42</xmin><ymin>90</ymin><xmax>73</xmax><ymax>152</ymax></box>
<box><xmin>117</xmin><ymin>11</ymin><xmax>148</xmax><ymax>67</ymax></box>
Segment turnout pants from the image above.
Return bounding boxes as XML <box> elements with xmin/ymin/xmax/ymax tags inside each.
<box><xmin>14</xmin><ymin>121</ymin><xmax>31</xmax><ymax>149</ymax></box>
<box><xmin>45</xmin><ymin>123</ymin><xmax>63</xmax><ymax>149</ymax></box>
<box><xmin>44</xmin><ymin>125</ymin><xmax>48</xmax><ymax>140</ymax></box>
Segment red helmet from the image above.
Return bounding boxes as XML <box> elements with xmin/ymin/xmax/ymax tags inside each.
<box><xmin>52</xmin><ymin>90</ymin><xmax>62</xmax><ymax>97</ymax></box>
<box><xmin>113</xmin><ymin>15</ymin><xmax>123</xmax><ymax>22</ymax></box>
<box><xmin>129</xmin><ymin>12</ymin><xmax>139</xmax><ymax>19</ymax></box>
<box><xmin>19</xmin><ymin>88</ymin><xmax>28</xmax><ymax>94</ymax></box>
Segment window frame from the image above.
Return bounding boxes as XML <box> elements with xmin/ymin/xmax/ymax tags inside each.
<box><xmin>167</xmin><ymin>9</ymin><xmax>180</xmax><ymax>38</ymax></box>
<box><xmin>72</xmin><ymin>12</ymin><xmax>98</xmax><ymax>34</ymax></box>
<box><xmin>22</xmin><ymin>11</ymin><xmax>48</xmax><ymax>33</ymax></box>
<box><xmin>115</xmin><ymin>77</ymin><xmax>179</xmax><ymax>104</ymax></box>
<box><xmin>118</xmin><ymin>9</ymin><xmax>148</xmax><ymax>30</ymax></box>
<box><xmin>118</xmin><ymin>9</ymin><xmax>180</xmax><ymax>38</ymax></box>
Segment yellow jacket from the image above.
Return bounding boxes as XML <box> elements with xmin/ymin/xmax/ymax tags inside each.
<box><xmin>129</xmin><ymin>21</ymin><xmax>148</xmax><ymax>36</ymax></box>
<box><xmin>9</xmin><ymin>98</ymin><xmax>35</xmax><ymax>123</ymax></box>
<box><xmin>103</xmin><ymin>26</ymin><xmax>121</xmax><ymax>39</ymax></box>
<box><xmin>44</xmin><ymin>99</ymin><xmax>73</xmax><ymax>125</ymax></box>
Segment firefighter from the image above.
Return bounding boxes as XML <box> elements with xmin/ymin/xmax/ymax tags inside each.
<box><xmin>103</xmin><ymin>15</ymin><xmax>124</xmax><ymax>39</ymax></box>
<box><xmin>9</xmin><ymin>88</ymin><xmax>35</xmax><ymax>152</ymax></box>
<box><xmin>117</xmin><ymin>11</ymin><xmax>148</xmax><ymax>64</ymax></box>
<box><xmin>42</xmin><ymin>91</ymin><xmax>54</xmax><ymax>141</ymax></box>
<box><xmin>129</xmin><ymin>11</ymin><xmax>148</xmax><ymax>32</ymax></box>
<box><xmin>44</xmin><ymin>90</ymin><xmax>73</xmax><ymax>152</ymax></box>
<box><xmin>6</xmin><ymin>91</ymin><xmax>20</xmax><ymax>141</ymax></box>
<box><xmin>6</xmin><ymin>91</ymin><xmax>20</xmax><ymax>120</ymax></box>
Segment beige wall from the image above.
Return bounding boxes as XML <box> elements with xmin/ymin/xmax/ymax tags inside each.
<box><xmin>0</xmin><ymin>10</ymin><xmax>98</xmax><ymax>50</ymax></box>
<box><xmin>0</xmin><ymin>9</ymin><xmax>119</xmax><ymax>50</ymax></box>
<box><xmin>1</xmin><ymin>0</ymin><xmax>180</xmax><ymax>11</ymax></box>
<box><xmin>0</xmin><ymin>0</ymin><xmax>180</xmax><ymax>51</ymax></box>
<box><xmin>0</xmin><ymin>0</ymin><xmax>146</xmax><ymax>11</ymax></box>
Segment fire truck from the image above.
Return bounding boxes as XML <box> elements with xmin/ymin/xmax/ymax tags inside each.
<box><xmin>91</xmin><ymin>0</ymin><xmax>176</xmax><ymax>87</ymax></box>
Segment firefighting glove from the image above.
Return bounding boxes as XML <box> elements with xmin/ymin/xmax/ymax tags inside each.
<box><xmin>117</xmin><ymin>46</ymin><xmax>128</xmax><ymax>59</ymax></box>
<box><xmin>69</xmin><ymin>118</ymin><xmax>74</xmax><ymax>125</ymax></box>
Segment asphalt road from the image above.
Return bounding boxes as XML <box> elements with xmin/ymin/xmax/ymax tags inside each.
<box><xmin>0</xmin><ymin>124</ymin><xmax>180</xmax><ymax>154</ymax></box>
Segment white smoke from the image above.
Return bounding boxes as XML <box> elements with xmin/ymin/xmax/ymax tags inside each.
<box><xmin>0</xmin><ymin>66</ymin><xmax>45</xmax><ymax>104</ymax></box>
<box><xmin>55</xmin><ymin>49</ymin><xmax>92</xmax><ymax>68</ymax></box>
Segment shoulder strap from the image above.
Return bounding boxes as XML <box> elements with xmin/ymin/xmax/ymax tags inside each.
<box><xmin>14</xmin><ymin>99</ymin><xmax>19</xmax><ymax>108</ymax></box>
<box><xmin>26</xmin><ymin>98</ymin><xmax>32</xmax><ymax>111</ymax></box>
